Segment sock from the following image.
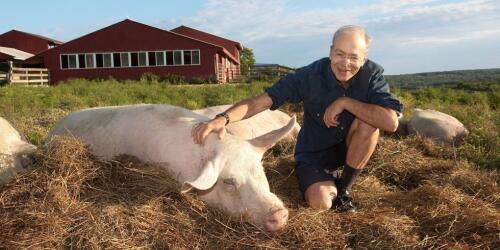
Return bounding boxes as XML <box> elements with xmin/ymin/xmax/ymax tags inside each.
<box><xmin>339</xmin><ymin>164</ymin><xmax>362</xmax><ymax>193</ymax></box>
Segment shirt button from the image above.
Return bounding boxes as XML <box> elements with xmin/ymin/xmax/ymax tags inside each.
<box><xmin>316</xmin><ymin>113</ymin><xmax>320</xmax><ymax>117</ymax></box>
<box><xmin>341</xmin><ymin>126</ymin><xmax>344</xmax><ymax>130</ymax></box>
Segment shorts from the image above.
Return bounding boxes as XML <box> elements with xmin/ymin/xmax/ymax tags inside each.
<box><xmin>294</xmin><ymin>142</ymin><xmax>347</xmax><ymax>195</ymax></box>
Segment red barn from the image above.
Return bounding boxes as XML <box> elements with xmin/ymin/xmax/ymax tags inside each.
<box><xmin>0</xmin><ymin>30</ymin><xmax>62</xmax><ymax>55</ymax></box>
<box><xmin>25</xmin><ymin>19</ymin><xmax>242</xmax><ymax>84</ymax></box>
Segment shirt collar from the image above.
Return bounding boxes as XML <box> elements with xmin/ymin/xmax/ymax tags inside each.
<box><xmin>324</xmin><ymin>58</ymin><xmax>340</xmax><ymax>91</ymax></box>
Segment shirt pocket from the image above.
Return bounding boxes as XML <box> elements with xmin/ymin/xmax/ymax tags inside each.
<box><xmin>305</xmin><ymin>102</ymin><xmax>327</xmax><ymax>128</ymax></box>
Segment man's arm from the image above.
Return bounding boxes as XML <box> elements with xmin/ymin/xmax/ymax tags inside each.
<box><xmin>324</xmin><ymin>96</ymin><xmax>398</xmax><ymax>132</ymax></box>
<box><xmin>192</xmin><ymin>93</ymin><xmax>273</xmax><ymax>144</ymax></box>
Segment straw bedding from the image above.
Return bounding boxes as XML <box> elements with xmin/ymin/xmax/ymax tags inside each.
<box><xmin>1</xmin><ymin>134</ymin><xmax>498</xmax><ymax>249</ymax></box>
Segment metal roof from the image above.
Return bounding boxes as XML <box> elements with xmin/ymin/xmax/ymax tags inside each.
<box><xmin>0</xmin><ymin>46</ymin><xmax>34</xmax><ymax>60</ymax></box>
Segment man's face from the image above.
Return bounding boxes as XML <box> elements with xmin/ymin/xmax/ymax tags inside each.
<box><xmin>330</xmin><ymin>32</ymin><xmax>368</xmax><ymax>84</ymax></box>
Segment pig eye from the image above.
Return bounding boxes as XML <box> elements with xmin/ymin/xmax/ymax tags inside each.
<box><xmin>222</xmin><ymin>178</ymin><xmax>236</xmax><ymax>186</ymax></box>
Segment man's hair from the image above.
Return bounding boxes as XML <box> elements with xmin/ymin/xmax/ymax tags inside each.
<box><xmin>332</xmin><ymin>25</ymin><xmax>372</xmax><ymax>49</ymax></box>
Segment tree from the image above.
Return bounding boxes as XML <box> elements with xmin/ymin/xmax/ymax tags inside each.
<box><xmin>239</xmin><ymin>46</ymin><xmax>255</xmax><ymax>76</ymax></box>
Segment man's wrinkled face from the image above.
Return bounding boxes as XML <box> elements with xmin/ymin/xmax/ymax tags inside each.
<box><xmin>330</xmin><ymin>31</ymin><xmax>368</xmax><ymax>85</ymax></box>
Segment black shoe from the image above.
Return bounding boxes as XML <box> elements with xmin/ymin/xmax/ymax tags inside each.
<box><xmin>332</xmin><ymin>190</ymin><xmax>357</xmax><ymax>213</ymax></box>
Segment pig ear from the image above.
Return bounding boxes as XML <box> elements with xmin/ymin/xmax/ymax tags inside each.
<box><xmin>12</xmin><ymin>141</ymin><xmax>37</xmax><ymax>156</ymax></box>
<box><xmin>180</xmin><ymin>152</ymin><xmax>224</xmax><ymax>193</ymax></box>
<box><xmin>248</xmin><ymin>116</ymin><xmax>296</xmax><ymax>154</ymax></box>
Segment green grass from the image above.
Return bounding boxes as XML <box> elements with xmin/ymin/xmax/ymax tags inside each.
<box><xmin>0</xmin><ymin>79</ymin><xmax>270</xmax><ymax>117</ymax></box>
<box><xmin>1</xmin><ymin>79</ymin><xmax>498</xmax><ymax>170</ymax></box>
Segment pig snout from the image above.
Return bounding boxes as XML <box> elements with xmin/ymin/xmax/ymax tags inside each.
<box><xmin>263</xmin><ymin>208</ymin><xmax>288</xmax><ymax>231</ymax></box>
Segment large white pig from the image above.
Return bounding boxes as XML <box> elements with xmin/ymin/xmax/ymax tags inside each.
<box><xmin>194</xmin><ymin>104</ymin><xmax>301</xmax><ymax>141</ymax></box>
<box><xmin>48</xmin><ymin>104</ymin><xmax>295</xmax><ymax>231</ymax></box>
<box><xmin>0</xmin><ymin>117</ymin><xmax>37</xmax><ymax>185</ymax></box>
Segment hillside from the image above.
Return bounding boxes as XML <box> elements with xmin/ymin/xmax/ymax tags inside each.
<box><xmin>386</xmin><ymin>68</ymin><xmax>500</xmax><ymax>90</ymax></box>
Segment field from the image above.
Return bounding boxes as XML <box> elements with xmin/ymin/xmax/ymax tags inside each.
<box><xmin>0</xmin><ymin>79</ymin><xmax>498</xmax><ymax>249</ymax></box>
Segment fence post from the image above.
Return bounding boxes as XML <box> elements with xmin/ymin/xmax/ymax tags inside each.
<box><xmin>7</xmin><ymin>61</ymin><xmax>13</xmax><ymax>84</ymax></box>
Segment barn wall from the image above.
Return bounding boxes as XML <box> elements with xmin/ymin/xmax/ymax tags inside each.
<box><xmin>0</xmin><ymin>31</ymin><xmax>51</xmax><ymax>55</ymax></box>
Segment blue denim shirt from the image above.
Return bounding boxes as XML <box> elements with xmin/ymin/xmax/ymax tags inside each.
<box><xmin>266</xmin><ymin>57</ymin><xmax>402</xmax><ymax>156</ymax></box>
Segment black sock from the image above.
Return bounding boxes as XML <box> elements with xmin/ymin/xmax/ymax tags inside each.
<box><xmin>339</xmin><ymin>164</ymin><xmax>362</xmax><ymax>193</ymax></box>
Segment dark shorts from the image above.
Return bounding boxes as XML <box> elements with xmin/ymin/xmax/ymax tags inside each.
<box><xmin>294</xmin><ymin>142</ymin><xmax>347</xmax><ymax>195</ymax></box>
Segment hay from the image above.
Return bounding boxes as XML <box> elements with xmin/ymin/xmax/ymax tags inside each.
<box><xmin>1</xmin><ymin>135</ymin><xmax>498</xmax><ymax>249</ymax></box>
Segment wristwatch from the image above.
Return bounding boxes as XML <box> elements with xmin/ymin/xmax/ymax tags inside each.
<box><xmin>215</xmin><ymin>112</ymin><xmax>230</xmax><ymax>125</ymax></box>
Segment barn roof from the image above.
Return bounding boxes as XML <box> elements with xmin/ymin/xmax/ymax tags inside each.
<box><xmin>27</xmin><ymin>19</ymin><xmax>240</xmax><ymax>64</ymax></box>
<box><xmin>171</xmin><ymin>25</ymin><xmax>242</xmax><ymax>50</ymax></box>
<box><xmin>0</xmin><ymin>46</ymin><xmax>34</xmax><ymax>60</ymax></box>
<box><xmin>0</xmin><ymin>30</ymin><xmax>63</xmax><ymax>45</ymax></box>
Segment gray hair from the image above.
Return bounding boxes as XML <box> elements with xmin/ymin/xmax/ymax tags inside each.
<box><xmin>332</xmin><ymin>25</ymin><xmax>372</xmax><ymax>49</ymax></box>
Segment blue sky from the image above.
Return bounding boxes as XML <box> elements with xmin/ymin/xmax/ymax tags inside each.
<box><xmin>1</xmin><ymin>0</ymin><xmax>499</xmax><ymax>74</ymax></box>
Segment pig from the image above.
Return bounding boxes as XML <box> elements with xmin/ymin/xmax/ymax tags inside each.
<box><xmin>407</xmin><ymin>108</ymin><xmax>469</xmax><ymax>144</ymax></box>
<box><xmin>48</xmin><ymin>104</ymin><xmax>296</xmax><ymax>231</ymax></box>
<box><xmin>194</xmin><ymin>104</ymin><xmax>301</xmax><ymax>141</ymax></box>
<box><xmin>0</xmin><ymin>117</ymin><xmax>37</xmax><ymax>185</ymax></box>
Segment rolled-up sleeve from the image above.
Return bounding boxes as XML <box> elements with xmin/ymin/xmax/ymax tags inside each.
<box><xmin>367</xmin><ymin>69</ymin><xmax>403</xmax><ymax>114</ymax></box>
<box><xmin>265</xmin><ymin>72</ymin><xmax>304</xmax><ymax>110</ymax></box>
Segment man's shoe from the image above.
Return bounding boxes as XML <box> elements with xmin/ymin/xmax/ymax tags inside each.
<box><xmin>332</xmin><ymin>190</ymin><xmax>357</xmax><ymax>213</ymax></box>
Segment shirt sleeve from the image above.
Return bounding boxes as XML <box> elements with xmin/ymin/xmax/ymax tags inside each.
<box><xmin>265</xmin><ymin>71</ymin><xmax>304</xmax><ymax>110</ymax></box>
<box><xmin>367</xmin><ymin>68</ymin><xmax>403</xmax><ymax>114</ymax></box>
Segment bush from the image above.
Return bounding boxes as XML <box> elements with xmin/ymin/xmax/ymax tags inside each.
<box><xmin>159</xmin><ymin>74</ymin><xmax>186</xmax><ymax>85</ymax></box>
<box><xmin>139</xmin><ymin>72</ymin><xmax>160</xmax><ymax>83</ymax></box>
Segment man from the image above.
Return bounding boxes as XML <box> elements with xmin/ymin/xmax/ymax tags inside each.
<box><xmin>192</xmin><ymin>25</ymin><xmax>402</xmax><ymax>212</ymax></box>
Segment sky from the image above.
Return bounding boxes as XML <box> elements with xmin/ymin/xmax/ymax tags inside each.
<box><xmin>1</xmin><ymin>0</ymin><xmax>499</xmax><ymax>74</ymax></box>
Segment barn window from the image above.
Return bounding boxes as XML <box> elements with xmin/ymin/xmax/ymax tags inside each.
<box><xmin>61</xmin><ymin>55</ymin><xmax>68</xmax><ymax>69</ymax></box>
<box><xmin>95</xmin><ymin>54</ymin><xmax>103</xmax><ymax>68</ymax></box>
<box><xmin>78</xmin><ymin>54</ymin><xmax>86</xmax><ymax>68</ymax></box>
<box><xmin>120</xmin><ymin>53</ymin><xmax>129</xmax><ymax>67</ymax></box>
<box><xmin>173</xmin><ymin>50</ymin><xmax>182</xmax><ymax>65</ymax></box>
<box><xmin>166</xmin><ymin>51</ymin><xmax>174</xmax><ymax>65</ymax></box>
<box><xmin>148</xmin><ymin>52</ymin><xmax>156</xmax><ymax>66</ymax></box>
<box><xmin>68</xmin><ymin>55</ymin><xmax>77</xmax><ymax>69</ymax></box>
<box><xmin>138</xmin><ymin>52</ymin><xmax>147</xmax><ymax>66</ymax></box>
<box><xmin>183</xmin><ymin>50</ymin><xmax>200</xmax><ymax>65</ymax></box>
<box><xmin>103</xmin><ymin>54</ymin><xmax>112</xmax><ymax>68</ymax></box>
<box><xmin>192</xmin><ymin>50</ymin><xmax>200</xmax><ymax>65</ymax></box>
<box><xmin>113</xmin><ymin>53</ymin><xmax>121</xmax><ymax>67</ymax></box>
<box><xmin>156</xmin><ymin>52</ymin><xmax>165</xmax><ymax>66</ymax></box>
<box><xmin>86</xmin><ymin>54</ymin><xmax>94</xmax><ymax>68</ymax></box>
<box><xmin>183</xmin><ymin>51</ymin><xmax>192</xmax><ymax>65</ymax></box>
<box><xmin>130</xmin><ymin>53</ymin><xmax>138</xmax><ymax>66</ymax></box>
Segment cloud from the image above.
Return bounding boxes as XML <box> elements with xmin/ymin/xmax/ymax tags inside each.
<box><xmin>164</xmin><ymin>0</ymin><xmax>500</xmax><ymax>47</ymax></box>
<box><xmin>397</xmin><ymin>28</ymin><xmax>500</xmax><ymax>46</ymax></box>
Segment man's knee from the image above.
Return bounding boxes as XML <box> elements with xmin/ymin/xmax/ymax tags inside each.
<box><xmin>305</xmin><ymin>182</ymin><xmax>337</xmax><ymax>210</ymax></box>
<box><xmin>349</xmin><ymin>118</ymin><xmax>380</xmax><ymax>140</ymax></box>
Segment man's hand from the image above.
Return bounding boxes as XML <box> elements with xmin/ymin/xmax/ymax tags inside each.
<box><xmin>324</xmin><ymin>97</ymin><xmax>346</xmax><ymax>128</ymax></box>
<box><xmin>191</xmin><ymin>117</ymin><xmax>226</xmax><ymax>145</ymax></box>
